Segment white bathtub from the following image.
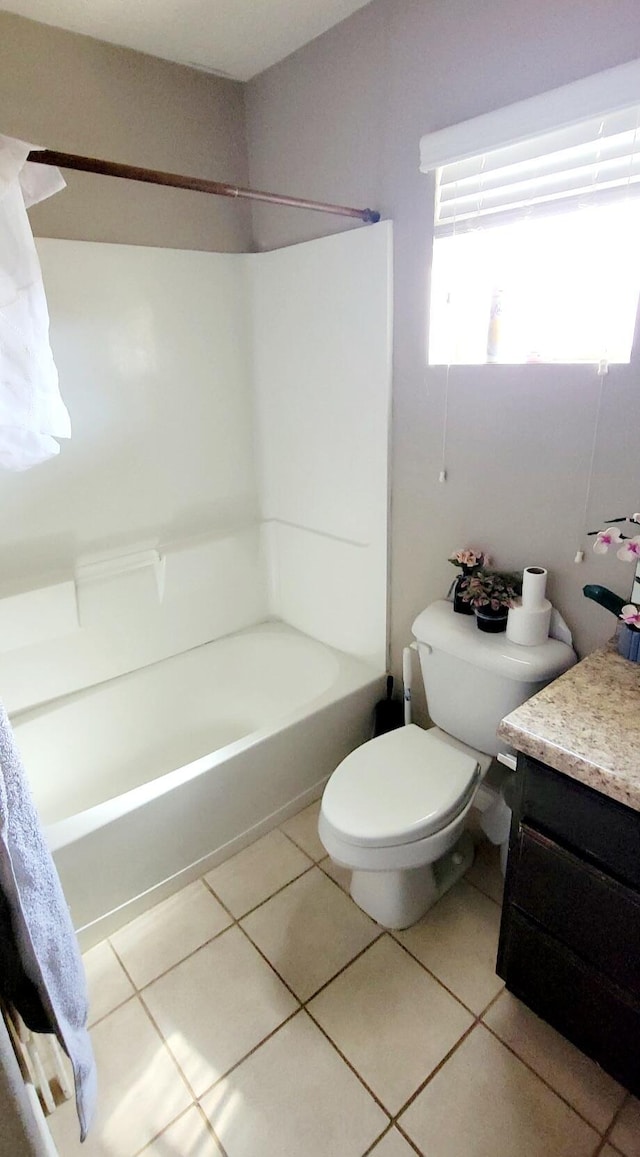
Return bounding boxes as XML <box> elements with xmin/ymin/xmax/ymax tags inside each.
<box><xmin>13</xmin><ymin>622</ymin><xmax>384</xmax><ymax>947</ymax></box>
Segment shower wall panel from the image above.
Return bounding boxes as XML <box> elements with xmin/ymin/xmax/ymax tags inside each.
<box><xmin>250</xmin><ymin>222</ymin><xmax>392</xmax><ymax>668</ymax></box>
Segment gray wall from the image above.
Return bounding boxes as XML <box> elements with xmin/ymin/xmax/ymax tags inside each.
<box><xmin>246</xmin><ymin>0</ymin><xmax>640</xmax><ymax>671</ymax></box>
<box><xmin>0</xmin><ymin>11</ymin><xmax>251</xmax><ymax>251</ymax></box>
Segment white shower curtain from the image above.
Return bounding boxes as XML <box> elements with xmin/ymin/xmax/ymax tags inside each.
<box><xmin>0</xmin><ymin>135</ymin><xmax>70</xmax><ymax>470</ymax></box>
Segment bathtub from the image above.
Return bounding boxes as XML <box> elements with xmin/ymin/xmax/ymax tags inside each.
<box><xmin>13</xmin><ymin>622</ymin><xmax>384</xmax><ymax>947</ymax></box>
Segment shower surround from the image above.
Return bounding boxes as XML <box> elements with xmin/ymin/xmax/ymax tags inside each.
<box><xmin>0</xmin><ymin>223</ymin><xmax>392</xmax><ymax>941</ymax></box>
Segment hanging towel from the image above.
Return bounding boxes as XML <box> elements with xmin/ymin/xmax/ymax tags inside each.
<box><xmin>0</xmin><ymin>134</ymin><xmax>70</xmax><ymax>470</ymax></box>
<box><xmin>0</xmin><ymin>700</ymin><xmax>96</xmax><ymax>1141</ymax></box>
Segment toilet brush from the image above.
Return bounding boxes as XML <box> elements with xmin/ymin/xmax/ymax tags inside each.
<box><xmin>372</xmin><ymin>675</ymin><xmax>404</xmax><ymax>736</ymax></box>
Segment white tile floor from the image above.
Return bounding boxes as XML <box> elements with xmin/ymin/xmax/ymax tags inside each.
<box><xmin>49</xmin><ymin>800</ymin><xmax>638</xmax><ymax>1157</ymax></box>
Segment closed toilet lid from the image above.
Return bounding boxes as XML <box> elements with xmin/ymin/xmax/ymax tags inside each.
<box><xmin>321</xmin><ymin>724</ymin><xmax>481</xmax><ymax>848</ymax></box>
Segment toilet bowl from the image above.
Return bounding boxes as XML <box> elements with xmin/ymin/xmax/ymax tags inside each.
<box><xmin>319</xmin><ymin>724</ymin><xmax>490</xmax><ymax>928</ymax></box>
<box><xmin>318</xmin><ymin>599</ymin><xmax>577</xmax><ymax>929</ymax></box>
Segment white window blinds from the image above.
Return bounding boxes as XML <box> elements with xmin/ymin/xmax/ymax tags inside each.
<box><xmin>434</xmin><ymin>107</ymin><xmax>640</xmax><ymax>235</ymax></box>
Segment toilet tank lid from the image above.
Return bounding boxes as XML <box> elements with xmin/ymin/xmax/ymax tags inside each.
<box><xmin>412</xmin><ymin>601</ymin><xmax>576</xmax><ymax>683</ymax></box>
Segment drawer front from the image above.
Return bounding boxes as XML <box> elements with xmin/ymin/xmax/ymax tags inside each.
<box><xmin>511</xmin><ymin>824</ymin><xmax>640</xmax><ymax>999</ymax></box>
<box><xmin>499</xmin><ymin>908</ymin><xmax>640</xmax><ymax>1096</ymax></box>
<box><xmin>520</xmin><ymin>756</ymin><xmax>640</xmax><ymax>892</ymax></box>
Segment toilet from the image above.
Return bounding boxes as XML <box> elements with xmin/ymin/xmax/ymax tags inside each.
<box><xmin>318</xmin><ymin>600</ymin><xmax>576</xmax><ymax>929</ymax></box>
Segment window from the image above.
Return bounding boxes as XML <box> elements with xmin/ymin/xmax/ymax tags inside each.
<box><xmin>421</xmin><ymin>64</ymin><xmax>640</xmax><ymax>366</ymax></box>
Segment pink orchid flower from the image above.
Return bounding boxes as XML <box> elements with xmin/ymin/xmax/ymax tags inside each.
<box><xmin>617</xmin><ymin>535</ymin><xmax>640</xmax><ymax>562</ymax></box>
<box><xmin>593</xmin><ymin>527</ymin><xmax>623</xmax><ymax>553</ymax></box>
<box><xmin>621</xmin><ymin>604</ymin><xmax>640</xmax><ymax>628</ymax></box>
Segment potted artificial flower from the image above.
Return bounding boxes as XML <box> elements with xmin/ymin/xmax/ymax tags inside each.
<box><xmin>584</xmin><ymin>514</ymin><xmax>640</xmax><ymax>661</ymax></box>
<box><xmin>460</xmin><ymin>569</ymin><xmax>522</xmax><ymax>633</ymax></box>
<box><xmin>448</xmin><ymin>548</ymin><xmax>487</xmax><ymax>615</ymax></box>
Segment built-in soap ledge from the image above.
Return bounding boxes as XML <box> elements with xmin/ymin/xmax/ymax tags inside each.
<box><xmin>0</xmin><ymin>546</ymin><xmax>167</xmax><ymax>655</ymax></box>
<box><xmin>75</xmin><ymin>545</ymin><xmax>166</xmax><ymax>603</ymax></box>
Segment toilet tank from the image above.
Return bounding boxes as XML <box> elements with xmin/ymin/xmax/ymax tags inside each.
<box><xmin>412</xmin><ymin>601</ymin><xmax>576</xmax><ymax>756</ymax></box>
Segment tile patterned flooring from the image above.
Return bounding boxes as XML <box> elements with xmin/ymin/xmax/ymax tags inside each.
<box><xmin>49</xmin><ymin>800</ymin><xmax>639</xmax><ymax>1157</ymax></box>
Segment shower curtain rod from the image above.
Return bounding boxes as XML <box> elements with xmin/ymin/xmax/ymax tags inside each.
<box><xmin>27</xmin><ymin>149</ymin><xmax>381</xmax><ymax>223</ymax></box>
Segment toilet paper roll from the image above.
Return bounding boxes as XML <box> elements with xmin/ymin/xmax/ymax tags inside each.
<box><xmin>506</xmin><ymin>599</ymin><xmax>552</xmax><ymax>646</ymax></box>
<box><xmin>522</xmin><ymin>566</ymin><xmax>548</xmax><ymax>610</ymax></box>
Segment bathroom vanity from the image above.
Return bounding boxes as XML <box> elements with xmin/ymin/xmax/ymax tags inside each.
<box><xmin>497</xmin><ymin>645</ymin><xmax>640</xmax><ymax>1096</ymax></box>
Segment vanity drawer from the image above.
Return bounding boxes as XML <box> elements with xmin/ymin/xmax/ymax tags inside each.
<box><xmin>520</xmin><ymin>755</ymin><xmax>640</xmax><ymax>892</ymax></box>
<box><xmin>511</xmin><ymin>823</ymin><xmax>640</xmax><ymax>999</ymax></box>
<box><xmin>499</xmin><ymin>908</ymin><xmax>640</xmax><ymax>1096</ymax></box>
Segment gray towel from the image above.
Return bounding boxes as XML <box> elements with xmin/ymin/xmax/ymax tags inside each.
<box><xmin>0</xmin><ymin>700</ymin><xmax>96</xmax><ymax>1141</ymax></box>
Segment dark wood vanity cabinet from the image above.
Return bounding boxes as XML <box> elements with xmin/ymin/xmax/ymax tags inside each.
<box><xmin>497</xmin><ymin>754</ymin><xmax>640</xmax><ymax>1096</ymax></box>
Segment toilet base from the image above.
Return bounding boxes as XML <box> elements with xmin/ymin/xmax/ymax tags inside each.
<box><xmin>349</xmin><ymin>831</ymin><xmax>475</xmax><ymax>929</ymax></box>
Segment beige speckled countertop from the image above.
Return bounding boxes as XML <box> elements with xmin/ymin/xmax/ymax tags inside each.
<box><xmin>498</xmin><ymin>645</ymin><xmax>640</xmax><ymax>813</ymax></box>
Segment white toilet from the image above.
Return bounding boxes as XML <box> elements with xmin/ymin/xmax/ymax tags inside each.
<box><xmin>319</xmin><ymin>600</ymin><xmax>576</xmax><ymax>929</ymax></box>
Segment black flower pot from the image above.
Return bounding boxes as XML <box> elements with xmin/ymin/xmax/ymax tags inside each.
<box><xmin>453</xmin><ymin>572</ymin><xmax>475</xmax><ymax>615</ymax></box>
<box><xmin>475</xmin><ymin>606</ymin><xmax>508</xmax><ymax>633</ymax></box>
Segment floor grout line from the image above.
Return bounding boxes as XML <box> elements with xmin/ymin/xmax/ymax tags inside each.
<box><xmin>132</xmin><ymin>1103</ymin><xmax>203</xmax><ymax>1157</ymax></box>
<box><xmin>86</xmin><ymin>992</ymin><xmax>137</xmax><ymax>1032</ymax></box>
<box><xmin>194</xmin><ymin>1100</ymin><xmax>230</xmax><ymax>1157</ymax></box>
<box><xmin>234</xmin><ymin>921</ymin><xmax>306</xmax><ymax>1005</ymax></box>
<box><xmin>298</xmin><ymin>1007</ymin><xmax>392</xmax><ymax>1120</ymax></box>
<box><xmin>236</xmin><ymin>901</ymin><xmax>386</xmax><ymax>1007</ymax></box>
<box><xmin>106</xmin><ymin>938</ymin><xmax>140</xmax><ymax>993</ymax></box>
<box><xmin>389</xmin><ymin>929</ymin><xmax>489</xmax><ymax>1019</ymax></box>
<box><xmin>142</xmin><ymin>978</ymin><xmax>302</xmax><ymax>1110</ymax></box>
<box><xmin>390</xmin><ymin>1019</ymin><xmax>480</xmax><ymax>1125</ymax></box>
<box><xmin>361</xmin><ymin>1122</ymin><xmax>426</xmax><ymax>1157</ymax></box>
<box><xmin>392</xmin><ymin>1123</ymin><xmax>427</xmax><ymax>1156</ymax></box>
<box><xmin>479</xmin><ymin>1019</ymin><xmax>615</xmax><ymax>1137</ymax></box>
<box><xmin>360</xmin><ymin>1123</ymin><xmax>395</xmax><ymax>1156</ymax></box>
<box><xmin>592</xmin><ymin>1090</ymin><xmax>631</xmax><ymax>1156</ymax></box>
<box><xmin>278</xmin><ymin>811</ymin><xmax>325</xmax><ymax>861</ymax></box>
<box><xmin>107</xmin><ymin>917</ymin><xmax>233</xmax><ymax>996</ymax></box>
<box><xmin>297</xmin><ymin>929</ymin><xmax>386</xmax><ymax>1002</ymax></box>
<box><xmin>476</xmin><ymin>985</ymin><xmax>506</xmax><ymax>1019</ymax></box>
<box><xmin>135</xmin><ymin>989</ymin><xmax>203</xmax><ymax>1104</ymax></box>
<box><xmin>463</xmin><ymin>873</ymin><xmax>504</xmax><ymax>907</ymax></box>
<box><xmin>190</xmin><ymin>1007</ymin><xmax>302</xmax><ymax>1104</ymax></box>
<box><xmin>201</xmin><ymin>855</ymin><xmax>316</xmax><ymax>920</ymax></box>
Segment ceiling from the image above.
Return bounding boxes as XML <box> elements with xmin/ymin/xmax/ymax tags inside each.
<box><xmin>1</xmin><ymin>0</ymin><xmax>372</xmax><ymax>80</ymax></box>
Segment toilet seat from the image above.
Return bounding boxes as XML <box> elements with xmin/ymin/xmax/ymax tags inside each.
<box><xmin>321</xmin><ymin>724</ymin><xmax>481</xmax><ymax>849</ymax></box>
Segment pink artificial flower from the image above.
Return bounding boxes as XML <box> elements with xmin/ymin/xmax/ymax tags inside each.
<box><xmin>617</xmin><ymin>536</ymin><xmax>640</xmax><ymax>562</ymax></box>
<box><xmin>449</xmin><ymin>547</ymin><xmax>484</xmax><ymax>567</ymax></box>
<box><xmin>593</xmin><ymin>527</ymin><xmax>623</xmax><ymax>554</ymax></box>
<box><xmin>620</xmin><ymin>604</ymin><xmax>640</xmax><ymax>628</ymax></box>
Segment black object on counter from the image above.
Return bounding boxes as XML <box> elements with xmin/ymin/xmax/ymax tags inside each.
<box><xmin>583</xmin><ymin>584</ymin><xmax>626</xmax><ymax>618</ymax></box>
